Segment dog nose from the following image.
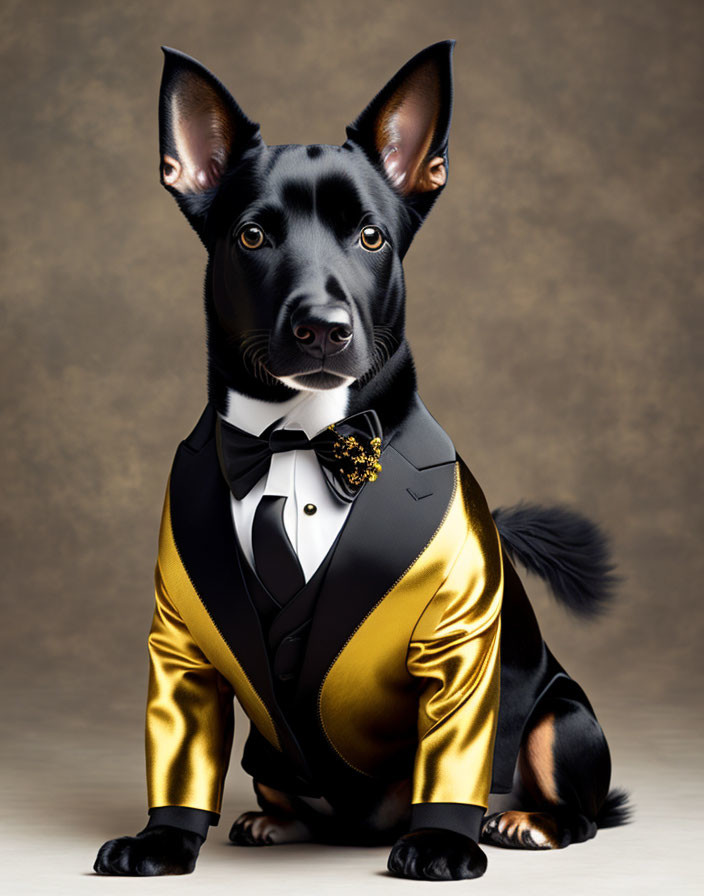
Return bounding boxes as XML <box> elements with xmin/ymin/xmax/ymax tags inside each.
<box><xmin>291</xmin><ymin>305</ymin><xmax>353</xmax><ymax>357</ymax></box>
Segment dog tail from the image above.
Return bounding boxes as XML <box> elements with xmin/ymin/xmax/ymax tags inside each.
<box><xmin>491</xmin><ymin>502</ymin><xmax>619</xmax><ymax>619</ymax></box>
<box><xmin>596</xmin><ymin>787</ymin><xmax>634</xmax><ymax>828</ymax></box>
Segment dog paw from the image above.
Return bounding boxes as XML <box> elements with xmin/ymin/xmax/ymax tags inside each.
<box><xmin>229</xmin><ymin>811</ymin><xmax>313</xmax><ymax>846</ymax></box>
<box><xmin>480</xmin><ymin>811</ymin><xmax>558</xmax><ymax>849</ymax></box>
<box><xmin>481</xmin><ymin>809</ymin><xmax>598</xmax><ymax>849</ymax></box>
<box><xmin>93</xmin><ymin>825</ymin><xmax>203</xmax><ymax>875</ymax></box>
<box><xmin>387</xmin><ymin>828</ymin><xmax>487</xmax><ymax>881</ymax></box>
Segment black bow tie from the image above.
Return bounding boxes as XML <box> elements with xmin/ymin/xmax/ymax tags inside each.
<box><xmin>215</xmin><ymin>410</ymin><xmax>383</xmax><ymax>504</ymax></box>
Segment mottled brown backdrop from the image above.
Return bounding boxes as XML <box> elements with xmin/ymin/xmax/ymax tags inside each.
<box><xmin>1</xmin><ymin>0</ymin><xmax>702</xmax><ymax>891</ymax></box>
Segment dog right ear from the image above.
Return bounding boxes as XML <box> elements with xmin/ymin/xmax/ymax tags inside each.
<box><xmin>158</xmin><ymin>47</ymin><xmax>263</xmax><ymax>228</ymax></box>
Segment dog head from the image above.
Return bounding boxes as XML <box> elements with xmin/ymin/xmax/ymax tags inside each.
<box><xmin>158</xmin><ymin>42</ymin><xmax>454</xmax><ymax>408</ymax></box>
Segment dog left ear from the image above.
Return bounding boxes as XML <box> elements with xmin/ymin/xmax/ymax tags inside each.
<box><xmin>345</xmin><ymin>41</ymin><xmax>454</xmax><ymax>203</ymax></box>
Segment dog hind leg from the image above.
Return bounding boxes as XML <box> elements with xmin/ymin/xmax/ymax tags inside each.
<box><xmin>481</xmin><ymin>692</ymin><xmax>613</xmax><ymax>849</ymax></box>
<box><xmin>229</xmin><ymin>811</ymin><xmax>314</xmax><ymax>846</ymax></box>
<box><xmin>229</xmin><ymin>782</ymin><xmax>315</xmax><ymax>846</ymax></box>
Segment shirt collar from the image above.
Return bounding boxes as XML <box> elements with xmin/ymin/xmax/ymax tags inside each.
<box><xmin>220</xmin><ymin>385</ymin><xmax>351</xmax><ymax>439</ymax></box>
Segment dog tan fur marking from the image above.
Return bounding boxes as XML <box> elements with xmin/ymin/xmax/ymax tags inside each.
<box><xmin>518</xmin><ymin>711</ymin><xmax>559</xmax><ymax>805</ymax></box>
<box><xmin>254</xmin><ymin>781</ymin><xmax>296</xmax><ymax>815</ymax></box>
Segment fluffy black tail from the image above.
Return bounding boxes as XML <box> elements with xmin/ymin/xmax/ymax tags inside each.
<box><xmin>596</xmin><ymin>787</ymin><xmax>633</xmax><ymax>828</ymax></box>
<box><xmin>492</xmin><ymin>502</ymin><xmax>619</xmax><ymax>618</ymax></box>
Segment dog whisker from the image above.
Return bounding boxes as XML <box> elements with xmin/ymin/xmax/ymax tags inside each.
<box><xmin>241</xmin><ymin>345</ymin><xmax>262</xmax><ymax>376</ymax></box>
<box><xmin>236</xmin><ymin>332</ymin><xmax>273</xmax><ymax>384</ymax></box>
<box><xmin>356</xmin><ymin>329</ymin><xmax>396</xmax><ymax>387</ymax></box>
<box><xmin>246</xmin><ymin>344</ymin><xmax>279</xmax><ymax>387</ymax></box>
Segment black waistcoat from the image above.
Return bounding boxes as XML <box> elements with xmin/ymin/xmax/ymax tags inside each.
<box><xmin>235</xmin><ymin>523</ymin><xmax>333</xmax><ymax>708</ymax></box>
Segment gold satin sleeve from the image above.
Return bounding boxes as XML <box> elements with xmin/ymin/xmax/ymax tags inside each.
<box><xmin>145</xmin><ymin>562</ymin><xmax>235</xmax><ymax>815</ymax></box>
<box><xmin>407</xmin><ymin>461</ymin><xmax>503</xmax><ymax>810</ymax></box>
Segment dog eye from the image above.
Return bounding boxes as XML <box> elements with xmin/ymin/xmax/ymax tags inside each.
<box><xmin>359</xmin><ymin>225</ymin><xmax>384</xmax><ymax>251</ymax></box>
<box><xmin>238</xmin><ymin>223</ymin><xmax>266</xmax><ymax>250</ymax></box>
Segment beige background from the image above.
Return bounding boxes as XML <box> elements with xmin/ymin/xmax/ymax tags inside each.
<box><xmin>1</xmin><ymin>0</ymin><xmax>702</xmax><ymax>892</ymax></box>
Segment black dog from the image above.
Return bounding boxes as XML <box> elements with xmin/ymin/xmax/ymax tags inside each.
<box><xmin>94</xmin><ymin>41</ymin><xmax>631</xmax><ymax>881</ymax></box>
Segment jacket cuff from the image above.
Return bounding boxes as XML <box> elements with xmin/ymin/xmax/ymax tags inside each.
<box><xmin>410</xmin><ymin>803</ymin><xmax>486</xmax><ymax>843</ymax></box>
<box><xmin>145</xmin><ymin>806</ymin><xmax>220</xmax><ymax>839</ymax></box>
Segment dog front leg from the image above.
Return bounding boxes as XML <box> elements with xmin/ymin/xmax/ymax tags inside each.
<box><xmin>388</xmin><ymin>487</ymin><xmax>503</xmax><ymax>880</ymax></box>
<box><xmin>94</xmin><ymin>563</ymin><xmax>235</xmax><ymax>876</ymax></box>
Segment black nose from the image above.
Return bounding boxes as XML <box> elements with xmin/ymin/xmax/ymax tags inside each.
<box><xmin>291</xmin><ymin>304</ymin><xmax>353</xmax><ymax>358</ymax></box>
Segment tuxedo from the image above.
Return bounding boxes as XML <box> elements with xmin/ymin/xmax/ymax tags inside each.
<box><xmin>144</xmin><ymin>394</ymin><xmax>590</xmax><ymax>844</ymax></box>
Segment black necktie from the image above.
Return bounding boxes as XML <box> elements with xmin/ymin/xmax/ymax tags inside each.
<box><xmin>251</xmin><ymin>495</ymin><xmax>305</xmax><ymax>603</ymax></box>
<box><xmin>215</xmin><ymin>409</ymin><xmax>383</xmax><ymax>504</ymax></box>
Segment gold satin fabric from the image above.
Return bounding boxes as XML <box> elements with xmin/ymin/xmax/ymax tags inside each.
<box><xmin>146</xmin><ymin>478</ymin><xmax>280</xmax><ymax>815</ymax></box>
<box><xmin>146</xmin><ymin>569</ymin><xmax>235</xmax><ymax>813</ymax></box>
<box><xmin>320</xmin><ymin>460</ymin><xmax>502</xmax><ymax>809</ymax></box>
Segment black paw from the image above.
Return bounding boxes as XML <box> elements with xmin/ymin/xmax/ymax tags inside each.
<box><xmin>387</xmin><ymin>828</ymin><xmax>488</xmax><ymax>881</ymax></box>
<box><xmin>93</xmin><ymin>824</ymin><xmax>204</xmax><ymax>876</ymax></box>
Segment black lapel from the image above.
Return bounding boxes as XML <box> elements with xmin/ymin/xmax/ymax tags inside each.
<box><xmin>292</xmin><ymin>394</ymin><xmax>457</xmax><ymax>721</ymax></box>
<box><xmin>168</xmin><ymin>403</ymin><xmax>311</xmax><ymax>778</ymax></box>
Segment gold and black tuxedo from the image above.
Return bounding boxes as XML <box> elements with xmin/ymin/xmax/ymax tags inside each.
<box><xmin>145</xmin><ymin>396</ymin><xmax>589</xmax><ymax>843</ymax></box>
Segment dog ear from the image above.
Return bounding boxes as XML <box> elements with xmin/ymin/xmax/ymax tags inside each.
<box><xmin>158</xmin><ymin>47</ymin><xmax>263</xmax><ymax>223</ymax></box>
<box><xmin>345</xmin><ymin>41</ymin><xmax>454</xmax><ymax>202</ymax></box>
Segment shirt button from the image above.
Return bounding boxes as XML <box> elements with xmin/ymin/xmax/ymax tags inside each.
<box><xmin>303</xmin><ymin>503</ymin><xmax>317</xmax><ymax>516</ymax></box>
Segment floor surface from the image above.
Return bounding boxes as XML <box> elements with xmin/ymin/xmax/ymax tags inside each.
<box><xmin>2</xmin><ymin>694</ymin><xmax>702</xmax><ymax>895</ymax></box>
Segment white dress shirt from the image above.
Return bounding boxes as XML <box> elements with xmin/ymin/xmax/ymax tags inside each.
<box><xmin>219</xmin><ymin>385</ymin><xmax>352</xmax><ymax>582</ymax></box>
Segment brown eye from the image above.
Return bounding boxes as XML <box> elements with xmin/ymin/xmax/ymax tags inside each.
<box><xmin>239</xmin><ymin>223</ymin><xmax>265</xmax><ymax>250</ymax></box>
<box><xmin>360</xmin><ymin>225</ymin><xmax>384</xmax><ymax>251</ymax></box>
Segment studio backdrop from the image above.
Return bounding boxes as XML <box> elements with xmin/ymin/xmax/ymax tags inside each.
<box><xmin>1</xmin><ymin>1</ymin><xmax>701</xmax><ymax>893</ymax></box>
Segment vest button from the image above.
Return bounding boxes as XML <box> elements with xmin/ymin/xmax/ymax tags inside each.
<box><xmin>303</xmin><ymin>503</ymin><xmax>317</xmax><ymax>516</ymax></box>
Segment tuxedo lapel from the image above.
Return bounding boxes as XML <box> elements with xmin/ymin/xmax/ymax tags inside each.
<box><xmin>292</xmin><ymin>396</ymin><xmax>457</xmax><ymax>720</ymax></box>
<box><xmin>168</xmin><ymin>404</ymin><xmax>311</xmax><ymax>778</ymax></box>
